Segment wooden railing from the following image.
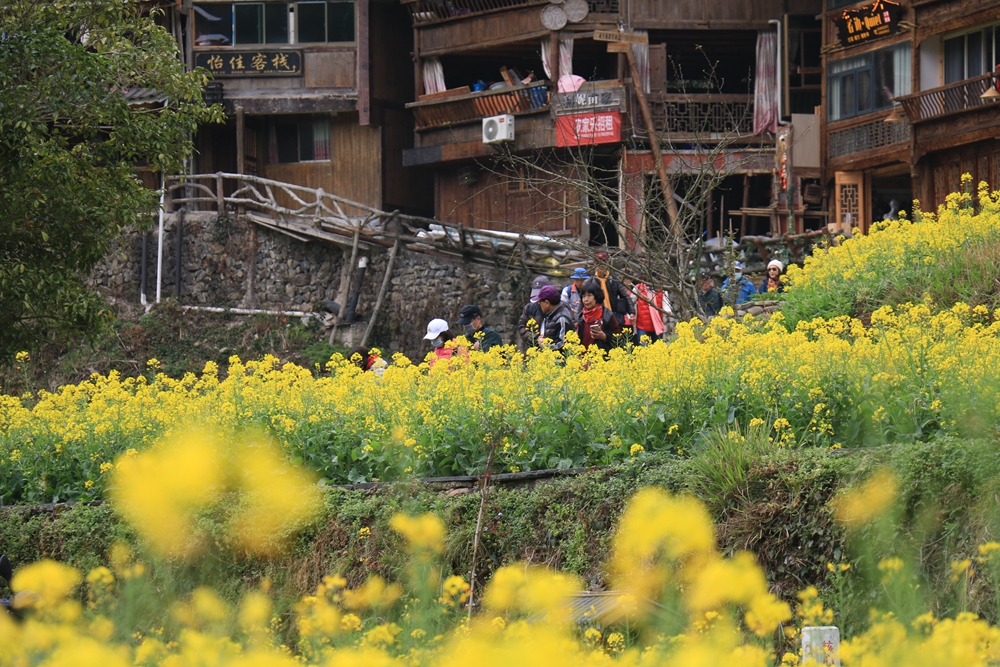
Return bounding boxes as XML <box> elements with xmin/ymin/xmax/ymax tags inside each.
<box><xmin>407</xmin><ymin>81</ymin><xmax>551</xmax><ymax>130</ymax></box>
<box><xmin>828</xmin><ymin>116</ymin><xmax>910</xmax><ymax>159</ymax></box>
<box><xmin>163</xmin><ymin>172</ymin><xmax>588</xmax><ymax>271</ymax></box>
<box><xmin>896</xmin><ymin>73</ymin><xmax>997</xmax><ymax>124</ymax></box>
<box><xmin>404</xmin><ymin>0</ymin><xmax>617</xmax><ymax>25</ymax></box>
<box><xmin>633</xmin><ymin>92</ymin><xmax>756</xmax><ymax>139</ymax></box>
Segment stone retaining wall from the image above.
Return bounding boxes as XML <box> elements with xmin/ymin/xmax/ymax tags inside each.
<box><xmin>88</xmin><ymin>212</ymin><xmax>534</xmax><ymax>359</ymax></box>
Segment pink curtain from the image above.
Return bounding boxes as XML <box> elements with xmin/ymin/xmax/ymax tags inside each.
<box><xmin>542</xmin><ymin>34</ymin><xmax>575</xmax><ymax>80</ymax></box>
<box><xmin>753</xmin><ymin>30</ymin><xmax>778</xmax><ymax>135</ymax></box>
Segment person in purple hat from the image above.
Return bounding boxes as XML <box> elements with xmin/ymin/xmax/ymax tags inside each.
<box><xmin>536</xmin><ymin>284</ymin><xmax>575</xmax><ymax>351</ymax></box>
<box><xmin>560</xmin><ymin>267</ymin><xmax>589</xmax><ymax>323</ymax></box>
<box><xmin>518</xmin><ymin>275</ymin><xmax>550</xmax><ymax>348</ymax></box>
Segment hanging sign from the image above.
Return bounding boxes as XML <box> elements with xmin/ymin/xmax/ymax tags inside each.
<box><xmin>556</xmin><ymin>110</ymin><xmax>621</xmax><ymax>147</ymax></box>
<box><xmin>195</xmin><ymin>50</ymin><xmax>303</xmax><ymax>77</ymax></box>
<box><xmin>593</xmin><ymin>30</ymin><xmax>648</xmax><ymax>44</ymax></box>
<box><xmin>834</xmin><ymin>0</ymin><xmax>901</xmax><ymax>47</ymax></box>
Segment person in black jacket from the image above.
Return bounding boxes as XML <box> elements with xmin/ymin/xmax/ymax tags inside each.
<box><xmin>593</xmin><ymin>252</ymin><xmax>634</xmax><ymax>326</ymax></box>
<box><xmin>518</xmin><ymin>275</ymin><xmax>549</xmax><ymax>349</ymax></box>
<box><xmin>698</xmin><ymin>271</ymin><xmax>723</xmax><ymax>318</ymax></box>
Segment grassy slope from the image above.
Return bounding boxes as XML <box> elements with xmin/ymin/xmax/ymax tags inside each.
<box><xmin>0</xmin><ymin>299</ymin><xmax>343</xmax><ymax>394</ymax></box>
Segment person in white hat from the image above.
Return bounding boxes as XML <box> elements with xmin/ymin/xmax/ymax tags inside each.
<box><xmin>423</xmin><ymin>318</ymin><xmax>455</xmax><ymax>365</ymax></box>
<box><xmin>758</xmin><ymin>259</ymin><xmax>785</xmax><ymax>295</ymax></box>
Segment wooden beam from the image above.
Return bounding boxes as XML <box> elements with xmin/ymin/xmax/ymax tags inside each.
<box><xmin>357</xmin><ymin>0</ymin><xmax>371</xmax><ymax>125</ymax></box>
<box><xmin>626</xmin><ymin>45</ymin><xmax>679</xmax><ymax>234</ymax></box>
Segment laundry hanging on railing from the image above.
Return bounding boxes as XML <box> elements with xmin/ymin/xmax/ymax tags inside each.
<box><xmin>541</xmin><ymin>34</ymin><xmax>575</xmax><ymax>81</ymax></box>
<box><xmin>753</xmin><ymin>30</ymin><xmax>778</xmax><ymax>135</ymax></box>
<box><xmin>423</xmin><ymin>57</ymin><xmax>446</xmax><ymax>95</ymax></box>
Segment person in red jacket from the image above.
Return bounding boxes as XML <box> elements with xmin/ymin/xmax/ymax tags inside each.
<box><xmin>632</xmin><ymin>281</ymin><xmax>670</xmax><ymax>344</ymax></box>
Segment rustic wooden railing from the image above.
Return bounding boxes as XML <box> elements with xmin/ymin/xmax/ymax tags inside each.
<box><xmin>896</xmin><ymin>73</ymin><xmax>997</xmax><ymax>124</ymax></box>
<box><xmin>163</xmin><ymin>172</ymin><xmax>587</xmax><ymax>271</ymax></box>
<box><xmin>408</xmin><ymin>81</ymin><xmax>551</xmax><ymax>130</ymax></box>
<box><xmin>403</xmin><ymin>0</ymin><xmax>616</xmax><ymax>25</ymax></box>
<box><xmin>633</xmin><ymin>92</ymin><xmax>756</xmax><ymax>140</ymax></box>
<box><xmin>828</xmin><ymin>116</ymin><xmax>910</xmax><ymax>159</ymax></box>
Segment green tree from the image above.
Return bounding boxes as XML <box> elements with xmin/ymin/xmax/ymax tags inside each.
<box><xmin>0</xmin><ymin>0</ymin><xmax>222</xmax><ymax>363</ymax></box>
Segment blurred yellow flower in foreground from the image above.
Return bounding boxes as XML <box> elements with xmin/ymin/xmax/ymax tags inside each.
<box><xmin>11</xmin><ymin>559</ymin><xmax>81</xmax><ymax>613</ymax></box>
<box><xmin>111</xmin><ymin>432</ymin><xmax>321</xmax><ymax>558</ymax></box>
<box><xmin>390</xmin><ymin>513</ymin><xmax>447</xmax><ymax>554</ymax></box>
<box><xmin>110</xmin><ymin>432</ymin><xmax>224</xmax><ymax>557</ymax></box>
<box><xmin>831</xmin><ymin>468</ymin><xmax>898</xmax><ymax>529</ymax></box>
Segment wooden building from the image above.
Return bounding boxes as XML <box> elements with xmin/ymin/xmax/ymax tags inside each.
<box><xmin>401</xmin><ymin>0</ymin><xmax>824</xmax><ymax>246</ymax></box>
<box><xmin>166</xmin><ymin>0</ymin><xmax>432</xmax><ymax>215</ymax></box>
<box><xmin>822</xmin><ymin>0</ymin><xmax>1000</xmax><ymax>230</ymax></box>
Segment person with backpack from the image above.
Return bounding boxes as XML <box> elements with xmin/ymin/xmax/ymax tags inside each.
<box><xmin>592</xmin><ymin>252</ymin><xmax>635</xmax><ymax>326</ymax></box>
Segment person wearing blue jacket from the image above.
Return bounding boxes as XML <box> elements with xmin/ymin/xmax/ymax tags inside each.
<box><xmin>721</xmin><ymin>261</ymin><xmax>757</xmax><ymax>306</ymax></box>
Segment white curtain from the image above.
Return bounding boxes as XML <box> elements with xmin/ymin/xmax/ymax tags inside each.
<box><xmin>893</xmin><ymin>43</ymin><xmax>911</xmax><ymax>98</ymax></box>
<box><xmin>632</xmin><ymin>30</ymin><xmax>649</xmax><ymax>93</ymax></box>
<box><xmin>753</xmin><ymin>30</ymin><xmax>778</xmax><ymax>135</ymax></box>
<box><xmin>542</xmin><ymin>34</ymin><xmax>576</xmax><ymax>80</ymax></box>
<box><xmin>559</xmin><ymin>35</ymin><xmax>574</xmax><ymax>78</ymax></box>
<box><xmin>422</xmin><ymin>57</ymin><xmax>446</xmax><ymax>94</ymax></box>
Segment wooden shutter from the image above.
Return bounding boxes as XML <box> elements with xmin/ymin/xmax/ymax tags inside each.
<box><xmin>834</xmin><ymin>171</ymin><xmax>865</xmax><ymax>234</ymax></box>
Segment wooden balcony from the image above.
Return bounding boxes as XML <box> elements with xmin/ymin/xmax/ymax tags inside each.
<box><xmin>896</xmin><ymin>74</ymin><xmax>997</xmax><ymax>124</ymax></box>
<box><xmin>828</xmin><ymin>116</ymin><xmax>910</xmax><ymax>160</ymax></box>
<box><xmin>407</xmin><ymin>81</ymin><xmax>551</xmax><ymax>130</ymax></box>
<box><xmin>632</xmin><ymin>92</ymin><xmax>756</xmax><ymax>141</ymax></box>
<box><xmin>403</xmin><ymin>0</ymin><xmax>617</xmax><ymax>26</ymax></box>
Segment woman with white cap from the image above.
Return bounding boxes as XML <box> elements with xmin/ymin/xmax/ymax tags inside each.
<box><xmin>758</xmin><ymin>259</ymin><xmax>785</xmax><ymax>295</ymax></box>
<box><xmin>423</xmin><ymin>318</ymin><xmax>456</xmax><ymax>365</ymax></box>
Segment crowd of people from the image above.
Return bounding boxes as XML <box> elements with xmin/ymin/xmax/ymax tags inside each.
<box><xmin>350</xmin><ymin>253</ymin><xmax>787</xmax><ymax>369</ymax></box>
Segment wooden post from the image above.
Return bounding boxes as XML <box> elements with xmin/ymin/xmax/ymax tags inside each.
<box><xmin>216</xmin><ymin>172</ymin><xmax>224</xmax><ymax>212</ymax></box>
<box><xmin>626</xmin><ymin>46</ymin><xmax>679</xmax><ymax>233</ymax></box>
<box><xmin>549</xmin><ymin>31</ymin><xmax>560</xmax><ymax>80</ymax></box>
<box><xmin>357</xmin><ymin>0</ymin><xmax>371</xmax><ymax>125</ymax></box>
<box><xmin>236</xmin><ymin>106</ymin><xmax>245</xmax><ymax>177</ymax></box>
<box><xmin>706</xmin><ymin>188</ymin><xmax>714</xmax><ymax>240</ymax></box>
<box><xmin>361</xmin><ymin>231</ymin><xmax>401</xmax><ymax>349</ymax></box>
<box><xmin>414</xmin><ymin>28</ymin><xmax>423</xmax><ymax>98</ymax></box>
<box><xmin>329</xmin><ymin>225</ymin><xmax>362</xmax><ymax>345</ymax></box>
<box><xmin>741</xmin><ymin>173</ymin><xmax>750</xmax><ymax>237</ymax></box>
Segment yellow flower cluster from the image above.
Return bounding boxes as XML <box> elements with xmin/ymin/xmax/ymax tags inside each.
<box><xmin>5</xmin><ymin>298</ymin><xmax>1000</xmax><ymax>499</ymax></box>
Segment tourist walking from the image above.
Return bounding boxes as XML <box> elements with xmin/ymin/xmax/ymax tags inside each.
<box><xmin>456</xmin><ymin>304</ymin><xmax>503</xmax><ymax>352</ymax></box>
<box><xmin>561</xmin><ymin>268</ymin><xmax>589</xmax><ymax>322</ymax></box>
<box><xmin>593</xmin><ymin>252</ymin><xmax>634</xmax><ymax>326</ymax></box>
<box><xmin>578</xmin><ymin>279</ymin><xmax>621</xmax><ymax>352</ymax></box>
<box><xmin>535</xmin><ymin>285</ymin><xmax>575</xmax><ymax>351</ymax></box>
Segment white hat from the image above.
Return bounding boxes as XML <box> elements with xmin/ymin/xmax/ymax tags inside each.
<box><xmin>423</xmin><ymin>318</ymin><xmax>450</xmax><ymax>340</ymax></box>
<box><xmin>767</xmin><ymin>259</ymin><xmax>784</xmax><ymax>272</ymax></box>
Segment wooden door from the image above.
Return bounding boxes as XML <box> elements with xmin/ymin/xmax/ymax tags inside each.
<box><xmin>834</xmin><ymin>171</ymin><xmax>865</xmax><ymax>234</ymax></box>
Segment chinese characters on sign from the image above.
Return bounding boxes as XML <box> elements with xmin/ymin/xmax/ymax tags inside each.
<box><xmin>556</xmin><ymin>110</ymin><xmax>622</xmax><ymax>147</ymax></box>
<box><xmin>195</xmin><ymin>50</ymin><xmax>302</xmax><ymax>77</ymax></box>
<box><xmin>834</xmin><ymin>0</ymin><xmax>901</xmax><ymax>47</ymax></box>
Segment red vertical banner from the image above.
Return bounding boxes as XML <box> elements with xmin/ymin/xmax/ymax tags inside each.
<box><xmin>556</xmin><ymin>110</ymin><xmax>621</xmax><ymax>147</ymax></box>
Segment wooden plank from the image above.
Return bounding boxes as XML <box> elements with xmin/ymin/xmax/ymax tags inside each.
<box><xmin>607</xmin><ymin>43</ymin><xmax>631</xmax><ymax>52</ymax></box>
<box><xmin>417</xmin><ymin>86</ymin><xmax>471</xmax><ymax>101</ymax></box>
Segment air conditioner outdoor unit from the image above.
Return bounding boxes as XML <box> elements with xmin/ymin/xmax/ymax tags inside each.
<box><xmin>482</xmin><ymin>114</ymin><xmax>515</xmax><ymax>144</ymax></box>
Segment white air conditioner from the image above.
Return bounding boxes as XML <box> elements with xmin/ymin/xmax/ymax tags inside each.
<box><xmin>482</xmin><ymin>114</ymin><xmax>515</xmax><ymax>144</ymax></box>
